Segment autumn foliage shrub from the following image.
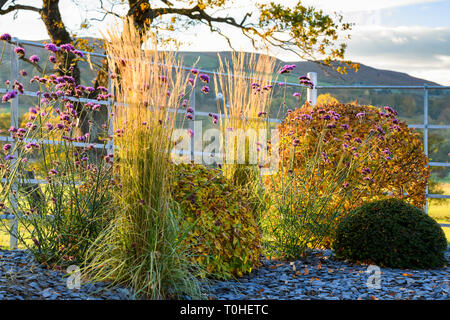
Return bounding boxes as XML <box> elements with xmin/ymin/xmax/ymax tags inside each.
<box><xmin>269</xmin><ymin>102</ymin><xmax>430</xmax><ymax>251</ymax></box>
<box><xmin>279</xmin><ymin>102</ymin><xmax>429</xmax><ymax>211</ymax></box>
<box><xmin>172</xmin><ymin>163</ymin><xmax>262</xmax><ymax>279</ymax></box>
<box><xmin>333</xmin><ymin>199</ymin><xmax>447</xmax><ymax>269</ymax></box>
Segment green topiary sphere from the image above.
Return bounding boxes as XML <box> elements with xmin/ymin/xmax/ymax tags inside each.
<box><xmin>332</xmin><ymin>199</ymin><xmax>448</xmax><ymax>269</ymax></box>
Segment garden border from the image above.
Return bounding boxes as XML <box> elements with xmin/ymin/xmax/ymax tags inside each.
<box><xmin>1</xmin><ymin>38</ymin><xmax>449</xmax><ymax>249</ymax></box>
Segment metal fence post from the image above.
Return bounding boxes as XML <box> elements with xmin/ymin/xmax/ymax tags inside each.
<box><xmin>307</xmin><ymin>72</ymin><xmax>318</xmax><ymax>106</ymax></box>
<box><xmin>9</xmin><ymin>40</ymin><xmax>19</xmax><ymax>249</ymax></box>
<box><xmin>424</xmin><ymin>84</ymin><xmax>429</xmax><ymax>215</ymax></box>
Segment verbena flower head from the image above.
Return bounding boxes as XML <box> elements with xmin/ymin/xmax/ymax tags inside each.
<box><xmin>49</xmin><ymin>55</ymin><xmax>56</xmax><ymax>63</ymax></box>
<box><xmin>190</xmin><ymin>68</ymin><xmax>199</xmax><ymax>75</ymax></box>
<box><xmin>73</xmin><ymin>50</ymin><xmax>84</xmax><ymax>58</ymax></box>
<box><xmin>199</xmin><ymin>73</ymin><xmax>210</xmax><ymax>83</ymax></box>
<box><xmin>201</xmin><ymin>85</ymin><xmax>210</xmax><ymax>94</ymax></box>
<box><xmin>19</xmin><ymin>70</ymin><xmax>27</xmax><ymax>76</ymax></box>
<box><xmin>293</xmin><ymin>92</ymin><xmax>301</xmax><ymax>97</ymax></box>
<box><xmin>0</xmin><ymin>33</ymin><xmax>11</xmax><ymax>41</ymax></box>
<box><xmin>14</xmin><ymin>47</ymin><xmax>25</xmax><ymax>55</ymax></box>
<box><xmin>60</xmin><ymin>43</ymin><xmax>75</xmax><ymax>52</ymax></box>
<box><xmin>45</xmin><ymin>43</ymin><xmax>59</xmax><ymax>53</ymax></box>
<box><xmin>29</xmin><ymin>55</ymin><xmax>40</xmax><ymax>63</ymax></box>
<box><xmin>280</xmin><ymin>64</ymin><xmax>296</xmax><ymax>74</ymax></box>
<box><xmin>384</xmin><ymin>106</ymin><xmax>398</xmax><ymax>116</ymax></box>
<box><xmin>2</xmin><ymin>90</ymin><xmax>18</xmax><ymax>103</ymax></box>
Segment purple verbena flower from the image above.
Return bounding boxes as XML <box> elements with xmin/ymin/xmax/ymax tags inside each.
<box><xmin>60</xmin><ymin>43</ymin><xmax>75</xmax><ymax>52</ymax></box>
<box><xmin>13</xmin><ymin>47</ymin><xmax>25</xmax><ymax>55</ymax></box>
<box><xmin>73</xmin><ymin>50</ymin><xmax>84</xmax><ymax>58</ymax></box>
<box><xmin>29</xmin><ymin>55</ymin><xmax>40</xmax><ymax>63</ymax></box>
<box><xmin>201</xmin><ymin>85</ymin><xmax>210</xmax><ymax>94</ymax></box>
<box><xmin>0</xmin><ymin>33</ymin><xmax>11</xmax><ymax>41</ymax></box>
<box><xmin>199</xmin><ymin>73</ymin><xmax>210</xmax><ymax>83</ymax></box>
<box><xmin>45</xmin><ymin>43</ymin><xmax>59</xmax><ymax>53</ymax></box>
<box><xmin>279</xmin><ymin>64</ymin><xmax>296</xmax><ymax>74</ymax></box>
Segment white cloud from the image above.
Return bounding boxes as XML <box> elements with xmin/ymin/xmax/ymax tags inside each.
<box><xmin>302</xmin><ymin>0</ymin><xmax>442</xmax><ymax>13</ymax></box>
<box><xmin>345</xmin><ymin>26</ymin><xmax>450</xmax><ymax>84</ymax></box>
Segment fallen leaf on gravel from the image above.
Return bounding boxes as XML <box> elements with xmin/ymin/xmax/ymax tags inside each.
<box><xmin>317</xmin><ymin>263</ymin><xmax>322</xmax><ymax>270</ymax></box>
<box><xmin>402</xmin><ymin>273</ymin><xmax>412</xmax><ymax>277</ymax></box>
<box><xmin>371</xmin><ymin>295</ymin><xmax>378</xmax><ymax>300</ymax></box>
<box><xmin>327</xmin><ymin>269</ymin><xmax>334</xmax><ymax>273</ymax></box>
<box><xmin>304</xmin><ymin>268</ymin><xmax>309</xmax><ymax>275</ymax></box>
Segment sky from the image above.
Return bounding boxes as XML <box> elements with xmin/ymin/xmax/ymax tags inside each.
<box><xmin>0</xmin><ymin>0</ymin><xmax>449</xmax><ymax>84</ymax></box>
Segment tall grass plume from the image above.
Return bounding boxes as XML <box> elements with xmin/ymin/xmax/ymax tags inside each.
<box><xmin>84</xmin><ymin>18</ymin><xmax>200</xmax><ymax>299</ymax></box>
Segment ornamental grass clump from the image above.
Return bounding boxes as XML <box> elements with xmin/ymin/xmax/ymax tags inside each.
<box><xmin>214</xmin><ymin>52</ymin><xmax>277</xmax><ymax>220</ymax></box>
<box><xmin>84</xmin><ymin>19</ymin><xmax>200</xmax><ymax>299</ymax></box>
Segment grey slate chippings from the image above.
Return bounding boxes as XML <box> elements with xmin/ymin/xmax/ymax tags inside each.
<box><xmin>200</xmin><ymin>248</ymin><xmax>450</xmax><ymax>300</ymax></box>
<box><xmin>1</xmin><ymin>248</ymin><xmax>449</xmax><ymax>300</ymax></box>
<box><xmin>0</xmin><ymin>249</ymin><xmax>135</xmax><ymax>300</ymax></box>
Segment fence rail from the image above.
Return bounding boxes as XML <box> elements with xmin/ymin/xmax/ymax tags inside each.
<box><xmin>1</xmin><ymin>38</ymin><xmax>449</xmax><ymax>249</ymax></box>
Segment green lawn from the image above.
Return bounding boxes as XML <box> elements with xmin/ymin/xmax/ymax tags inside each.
<box><xmin>428</xmin><ymin>182</ymin><xmax>450</xmax><ymax>245</ymax></box>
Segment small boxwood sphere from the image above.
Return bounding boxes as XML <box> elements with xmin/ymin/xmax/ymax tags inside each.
<box><xmin>332</xmin><ymin>199</ymin><xmax>448</xmax><ymax>269</ymax></box>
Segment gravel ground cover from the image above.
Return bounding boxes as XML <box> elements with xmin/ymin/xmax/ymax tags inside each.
<box><xmin>1</xmin><ymin>248</ymin><xmax>448</xmax><ymax>300</ymax></box>
<box><xmin>200</xmin><ymin>249</ymin><xmax>450</xmax><ymax>300</ymax></box>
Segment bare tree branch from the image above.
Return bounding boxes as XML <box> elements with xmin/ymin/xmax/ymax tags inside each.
<box><xmin>0</xmin><ymin>2</ymin><xmax>41</xmax><ymax>15</ymax></box>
